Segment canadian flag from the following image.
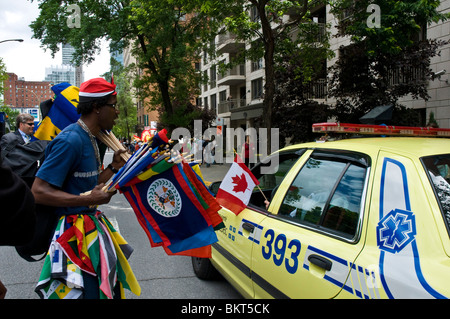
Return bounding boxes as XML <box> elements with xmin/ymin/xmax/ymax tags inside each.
<box><xmin>216</xmin><ymin>155</ymin><xmax>260</xmax><ymax>215</ymax></box>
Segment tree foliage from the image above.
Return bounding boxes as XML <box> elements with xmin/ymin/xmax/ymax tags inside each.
<box><xmin>0</xmin><ymin>58</ymin><xmax>8</xmax><ymax>98</ymax></box>
<box><xmin>103</xmin><ymin>58</ymin><xmax>137</xmax><ymax>140</ymax></box>
<box><xmin>328</xmin><ymin>0</ymin><xmax>449</xmax><ymax>123</ymax></box>
<box><xmin>29</xmin><ymin>0</ymin><xmax>219</xmax><ymax>130</ymax></box>
<box><xmin>273</xmin><ymin>53</ymin><xmax>329</xmax><ymax>146</ymax></box>
<box><xmin>215</xmin><ymin>0</ymin><xmax>333</xmax><ymax>151</ymax></box>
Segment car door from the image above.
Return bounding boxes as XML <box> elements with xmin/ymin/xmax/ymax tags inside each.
<box><xmin>350</xmin><ymin>151</ymin><xmax>450</xmax><ymax>299</ymax></box>
<box><xmin>211</xmin><ymin>149</ymin><xmax>307</xmax><ymax>298</ymax></box>
<box><xmin>251</xmin><ymin>149</ymin><xmax>372</xmax><ymax>298</ymax></box>
<box><xmin>212</xmin><ymin>207</ymin><xmax>266</xmax><ymax>298</ymax></box>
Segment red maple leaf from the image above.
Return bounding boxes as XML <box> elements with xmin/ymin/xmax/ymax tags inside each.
<box><xmin>231</xmin><ymin>173</ymin><xmax>248</xmax><ymax>193</ymax></box>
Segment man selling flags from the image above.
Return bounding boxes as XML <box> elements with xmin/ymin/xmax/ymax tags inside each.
<box><xmin>32</xmin><ymin>78</ymin><xmax>140</xmax><ymax>299</ymax></box>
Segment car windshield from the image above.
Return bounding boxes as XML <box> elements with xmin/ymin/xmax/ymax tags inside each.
<box><xmin>422</xmin><ymin>154</ymin><xmax>450</xmax><ymax>232</ymax></box>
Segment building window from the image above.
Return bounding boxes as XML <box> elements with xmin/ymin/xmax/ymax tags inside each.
<box><xmin>211</xmin><ymin>94</ymin><xmax>217</xmax><ymax>110</ymax></box>
<box><xmin>203</xmin><ymin>70</ymin><xmax>208</xmax><ymax>91</ymax></box>
<box><xmin>251</xmin><ymin>58</ymin><xmax>263</xmax><ymax>72</ymax></box>
<box><xmin>251</xmin><ymin>78</ymin><xmax>263</xmax><ymax>100</ymax></box>
<box><xmin>250</xmin><ymin>5</ymin><xmax>260</xmax><ymax>22</ymax></box>
<box><xmin>210</xmin><ymin>65</ymin><xmax>216</xmax><ymax>88</ymax></box>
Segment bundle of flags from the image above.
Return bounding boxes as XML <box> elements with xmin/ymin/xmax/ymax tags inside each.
<box><xmin>34</xmin><ymin>82</ymin><xmax>80</xmax><ymax>141</ymax></box>
<box><xmin>35</xmin><ymin>212</ymin><xmax>141</xmax><ymax>299</ymax></box>
<box><xmin>109</xmin><ymin>130</ymin><xmax>224</xmax><ymax>258</ymax></box>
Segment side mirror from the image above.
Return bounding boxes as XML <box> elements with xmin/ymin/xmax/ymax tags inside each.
<box><xmin>209</xmin><ymin>181</ymin><xmax>221</xmax><ymax>196</ymax></box>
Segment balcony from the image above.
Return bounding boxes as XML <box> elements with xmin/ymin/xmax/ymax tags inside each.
<box><xmin>217</xmin><ymin>32</ymin><xmax>245</xmax><ymax>54</ymax></box>
<box><xmin>217</xmin><ymin>64</ymin><xmax>246</xmax><ymax>86</ymax></box>
<box><xmin>303</xmin><ymin>78</ymin><xmax>327</xmax><ymax>99</ymax></box>
<box><xmin>289</xmin><ymin>23</ymin><xmax>327</xmax><ymax>43</ymax></box>
<box><xmin>217</xmin><ymin>98</ymin><xmax>247</xmax><ymax>114</ymax></box>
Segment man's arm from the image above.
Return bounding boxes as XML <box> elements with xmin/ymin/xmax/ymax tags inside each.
<box><xmin>32</xmin><ymin>177</ymin><xmax>115</xmax><ymax>207</ymax></box>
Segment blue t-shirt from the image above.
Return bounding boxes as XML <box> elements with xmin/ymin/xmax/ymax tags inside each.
<box><xmin>36</xmin><ymin>123</ymin><xmax>100</xmax><ymax>216</ymax></box>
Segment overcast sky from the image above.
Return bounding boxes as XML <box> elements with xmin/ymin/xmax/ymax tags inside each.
<box><xmin>0</xmin><ymin>0</ymin><xmax>110</xmax><ymax>82</ymax></box>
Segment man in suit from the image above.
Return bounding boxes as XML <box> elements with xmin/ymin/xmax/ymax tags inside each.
<box><xmin>0</xmin><ymin>113</ymin><xmax>35</xmax><ymax>152</ymax></box>
<box><xmin>0</xmin><ymin>113</ymin><xmax>43</xmax><ymax>188</ymax></box>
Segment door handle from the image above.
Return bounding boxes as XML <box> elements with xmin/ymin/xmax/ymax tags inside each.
<box><xmin>242</xmin><ymin>222</ymin><xmax>255</xmax><ymax>233</ymax></box>
<box><xmin>308</xmin><ymin>254</ymin><xmax>332</xmax><ymax>271</ymax></box>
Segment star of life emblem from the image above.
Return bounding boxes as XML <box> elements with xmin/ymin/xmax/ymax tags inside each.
<box><xmin>377</xmin><ymin>209</ymin><xmax>417</xmax><ymax>254</ymax></box>
<box><xmin>147</xmin><ymin>178</ymin><xmax>182</xmax><ymax>218</ymax></box>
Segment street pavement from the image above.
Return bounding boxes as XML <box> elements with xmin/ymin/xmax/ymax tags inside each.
<box><xmin>0</xmin><ymin>156</ymin><xmax>239</xmax><ymax>299</ymax></box>
<box><xmin>199</xmin><ymin>162</ymin><xmax>232</xmax><ymax>184</ymax></box>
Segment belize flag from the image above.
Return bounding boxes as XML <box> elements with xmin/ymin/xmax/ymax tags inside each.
<box><xmin>216</xmin><ymin>154</ymin><xmax>259</xmax><ymax>215</ymax></box>
<box><xmin>120</xmin><ymin>163</ymin><xmax>220</xmax><ymax>256</ymax></box>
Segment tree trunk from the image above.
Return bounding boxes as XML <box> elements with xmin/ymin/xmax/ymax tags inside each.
<box><xmin>158</xmin><ymin>79</ymin><xmax>175</xmax><ymax>129</ymax></box>
<box><xmin>260</xmin><ymin>6</ymin><xmax>275</xmax><ymax>154</ymax></box>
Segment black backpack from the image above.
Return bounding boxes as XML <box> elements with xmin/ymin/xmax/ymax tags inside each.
<box><xmin>15</xmin><ymin>204</ymin><xmax>58</xmax><ymax>262</ymax></box>
<box><xmin>2</xmin><ymin>138</ymin><xmax>58</xmax><ymax>261</ymax></box>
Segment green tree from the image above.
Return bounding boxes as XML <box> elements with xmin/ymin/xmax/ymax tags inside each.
<box><xmin>103</xmin><ymin>58</ymin><xmax>137</xmax><ymax>140</ymax></box>
<box><xmin>328</xmin><ymin>0</ymin><xmax>449</xmax><ymax>123</ymax></box>
<box><xmin>213</xmin><ymin>0</ymin><xmax>332</xmax><ymax>152</ymax></box>
<box><xmin>30</xmin><ymin>0</ymin><xmax>217</xmax><ymax>130</ymax></box>
<box><xmin>273</xmin><ymin>53</ymin><xmax>330</xmax><ymax>146</ymax></box>
<box><xmin>0</xmin><ymin>58</ymin><xmax>7</xmax><ymax>97</ymax></box>
<box><xmin>0</xmin><ymin>58</ymin><xmax>18</xmax><ymax>131</ymax></box>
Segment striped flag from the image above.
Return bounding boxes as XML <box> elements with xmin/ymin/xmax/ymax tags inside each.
<box><xmin>34</xmin><ymin>82</ymin><xmax>80</xmax><ymax>141</ymax></box>
<box><xmin>35</xmin><ymin>213</ymin><xmax>141</xmax><ymax>299</ymax></box>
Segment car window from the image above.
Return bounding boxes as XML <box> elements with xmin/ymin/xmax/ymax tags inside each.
<box><xmin>278</xmin><ymin>150</ymin><xmax>369</xmax><ymax>240</ymax></box>
<box><xmin>248</xmin><ymin>149</ymin><xmax>306</xmax><ymax>210</ymax></box>
<box><xmin>421</xmin><ymin>154</ymin><xmax>450</xmax><ymax>235</ymax></box>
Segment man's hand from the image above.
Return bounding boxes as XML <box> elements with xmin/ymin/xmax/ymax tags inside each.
<box><xmin>89</xmin><ymin>183</ymin><xmax>116</xmax><ymax>206</ymax></box>
<box><xmin>112</xmin><ymin>149</ymin><xmax>128</xmax><ymax>169</ymax></box>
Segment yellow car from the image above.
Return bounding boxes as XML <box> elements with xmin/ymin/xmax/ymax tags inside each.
<box><xmin>192</xmin><ymin>128</ymin><xmax>450</xmax><ymax>299</ymax></box>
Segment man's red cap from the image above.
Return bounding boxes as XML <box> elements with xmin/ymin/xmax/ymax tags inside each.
<box><xmin>79</xmin><ymin>77</ymin><xmax>116</xmax><ymax>98</ymax></box>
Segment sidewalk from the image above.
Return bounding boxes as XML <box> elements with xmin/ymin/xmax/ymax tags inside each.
<box><xmin>198</xmin><ymin>163</ymin><xmax>231</xmax><ymax>185</ymax></box>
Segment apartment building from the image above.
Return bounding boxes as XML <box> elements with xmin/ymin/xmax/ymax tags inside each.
<box><xmin>199</xmin><ymin>30</ymin><xmax>266</xmax><ymax>132</ymax></box>
<box><xmin>198</xmin><ymin>1</ymin><xmax>450</xmax><ymax>130</ymax></box>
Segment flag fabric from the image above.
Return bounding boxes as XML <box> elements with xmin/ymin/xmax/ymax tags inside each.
<box><xmin>180</xmin><ymin>161</ymin><xmax>223</xmax><ymax>229</ymax></box>
<box><xmin>216</xmin><ymin>154</ymin><xmax>260</xmax><ymax>215</ymax></box>
<box><xmin>119</xmin><ymin>161</ymin><xmax>223</xmax><ymax>257</ymax></box>
<box><xmin>150</xmin><ymin>128</ymin><xmax>169</xmax><ymax>148</ymax></box>
<box><xmin>34</xmin><ymin>82</ymin><xmax>80</xmax><ymax>141</ymax></box>
<box><xmin>35</xmin><ymin>212</ymin><xmax>141</xmax><ymax>299</ymax></box>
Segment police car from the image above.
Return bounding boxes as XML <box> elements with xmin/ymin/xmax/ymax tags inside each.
<box><xmin>192</xmin><ymin>123</ymin><xmax>450</xmax><ymax>299</ymax></box>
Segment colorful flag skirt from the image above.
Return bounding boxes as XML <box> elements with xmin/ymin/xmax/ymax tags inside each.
<box><xmin>35</xmin><ymin>211</ymin><xmax>141</xmax><ymax>299</ymax></box>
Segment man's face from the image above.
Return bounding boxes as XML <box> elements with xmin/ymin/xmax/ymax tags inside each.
<box><xmin>19</xmin><ymin>120</ymin><xmax>35</xmax><ymax>136</ymax></box>
<box><xmin>98</xmin><ymin>95</ymin><xmax>119</xmax><ymax>131</ymax></box>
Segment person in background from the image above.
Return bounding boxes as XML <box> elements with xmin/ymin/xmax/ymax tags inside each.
<box><xmin>242</xmin><ymin>135</ymin><xmax>255</xmax><ymax>169</ymax></box>
<box><xmin>0</xmin><ymin>113</ymin><xmax>35</xmax><ymax>151</ymax></box>
<box><xmin>0</xmin><ymin>113</ymin><xmax>45</xmax><ymax>188</ymax></box>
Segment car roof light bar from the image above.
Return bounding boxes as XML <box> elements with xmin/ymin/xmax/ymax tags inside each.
<box><xmin>312</xmin><ymin>122</ymin><xmax>450</xmax><ymax>137</ymax></box>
